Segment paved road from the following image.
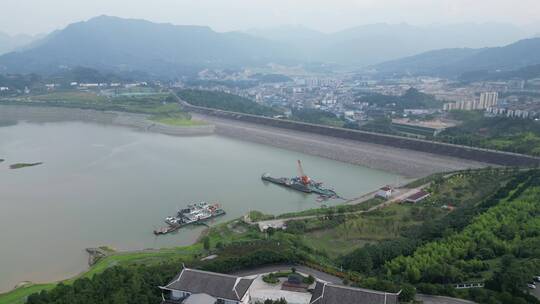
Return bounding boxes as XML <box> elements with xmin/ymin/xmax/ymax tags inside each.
<box><xmin>255</xmin><ymin>183</ymin><xmax>430</xmax><ymax>230</ymax></box>
<box><xmin>416</xmin><ymin>294</ymin><xmax>476</xmax><ymax>304</ymax></box>
<box><xmin>230</xmin><ymin>264</ymin><xmax>478</xmax><ymax>303</ymax></box>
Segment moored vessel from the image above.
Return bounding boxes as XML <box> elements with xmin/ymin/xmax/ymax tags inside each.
<box><xmin>261</xmin><ymin>160</ymin><xmax>339</xmax><ymax>199</ymax></box>
<box><xmin>154</xmin><ymin>202</ymin><xmax>226</xmax><ymax>235</ymax></box>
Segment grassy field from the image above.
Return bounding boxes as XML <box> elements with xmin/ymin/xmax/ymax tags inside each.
<box><xmin>31</xmin><ymin>92</ymin><xmax>108</xmax><ymax>103</ymax></box>
<box><xmin>9</xmin><ymin>90</ymin><xmax>187</xmax><ymax>115</ymax></box>
<box><xmin>150</xmin><ymin>113</ymin><xmax>207</xmax><ymax>127</ymax></box>
<box><xmin>299</xmin><ymin>204</ymin><xmax>425</xmax><ymax>258</ymax></box>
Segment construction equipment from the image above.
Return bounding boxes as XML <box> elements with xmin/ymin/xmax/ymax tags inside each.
<box><xmin>297</xmin><ymin>160</ymin><xmax>311</xmax><ymax>185</ymax></box>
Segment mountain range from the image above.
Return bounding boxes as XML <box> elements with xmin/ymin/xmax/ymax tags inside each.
<box><xmin>0</xmin><ymin>16</ymin><xmax>291</xmax><ymax>76</ymax></box>
<box><xmin>247</xmin><ymin>23</ymin><xmax>534</xmax><ymax>66</ymax></box>
<box><xmin>0</xmin><ymin>16</ymin><xmax>539</xmax><ymax>77</ymax></box>
<box><xmin>373</xmin><ymin>37</ymin><xmax>540</xmax><ymax>79</ymax></box>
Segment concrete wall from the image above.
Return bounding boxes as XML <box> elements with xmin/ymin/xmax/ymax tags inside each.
<box><xmin>182</xmin><ymin>103</ymin><xmax>540</xmax><ymax>167</ymax></box>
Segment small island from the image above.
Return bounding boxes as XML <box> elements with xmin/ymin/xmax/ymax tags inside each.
<box><xmin>0</xmin><ymin>159</ymin><xmax>4</xmax><ymax>163</ymax></box>
<box><xmin>9</xmin><ymin>162</ymin><xmax>43</xmax><ymax>169</ymax></box>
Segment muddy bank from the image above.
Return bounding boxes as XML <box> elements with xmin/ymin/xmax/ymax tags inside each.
<box><xmin>0</xmin><ymin>104</ymin><xmax>486</xmax><ymax>177</ymax></box>
<box><xmin>184</xmin><ymin>102</ymin><xmax>540</xmax><ymax>167</ymax></box>
<box><xmin>0</xmin><ymin>105</ymin><xmax>215</xmax><ymax>136</ymax></box>
<box><xmin>193</xmin><ymin>113</ymin><xmax>488</xmax><ymax>178</ymax></box>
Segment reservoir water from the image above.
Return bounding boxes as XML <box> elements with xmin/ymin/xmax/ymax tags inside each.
<box><xmin>0</xmin><ymin>121</ymin><xmax>404</xmax><ymax>292</ymax></box>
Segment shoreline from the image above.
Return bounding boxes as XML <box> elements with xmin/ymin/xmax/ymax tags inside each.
<box><xmin>0</xmin><ymin>103</ymin><xmax>489</xmax><ymax>177</ymax></box>
<box><xmin>192</xmin><ymin>113</ymin><xmax>489</xmax><ymax>178</ymax></box>
<box><xmin>0</xmin><ymin>103</ymin><xmax>484</xmax><ymax>299</ymax></box>
<box><xmin>0</xmin><ymin>104</ymin><xmax>215</xmax><ymax>136</ymax></box>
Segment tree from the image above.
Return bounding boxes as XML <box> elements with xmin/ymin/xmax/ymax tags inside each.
<box><xmin>202</xmin><ymin>236</ymin><xmax>211</xmax><ymax>251</ymax></box>
<box><xmin>399</xmin><ymin>284</ymin><xmax>416</xmax><ymax>303</ymax></box>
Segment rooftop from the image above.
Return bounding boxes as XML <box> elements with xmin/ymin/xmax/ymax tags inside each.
<box><xmin>405</xmin><ymin>190</ymin><xmax>431</xmax><ymax>202</ymax></box>
<box><xmin>162</xmin><ymin>268</ymin><xmax>254</xmax><ymax>301</ymax></box>
<box><xmin>310</xmin><ymin>282</ymin><xmax>399</xmax><ymax>304</ymax></box>
<box><xmin>161</xmin><ymin>268</ymin><xmax>400</xmax><ymax>304</ymax></box>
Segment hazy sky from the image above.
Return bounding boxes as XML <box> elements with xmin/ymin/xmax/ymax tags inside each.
<box><xmin>2</xmin><ymin>0</ymin><xmax>540</xmax><ymax>35</ymax></box>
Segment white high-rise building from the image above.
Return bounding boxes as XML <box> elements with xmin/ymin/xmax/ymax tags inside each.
<box><xmin>479</xmin><ymin>92</ymin><xmax>498</xmax><ymax>109</ymax></box>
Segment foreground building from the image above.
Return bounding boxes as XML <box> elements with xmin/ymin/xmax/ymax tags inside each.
<box><xmin>160</xmin><ymin>268</ymin><xmax>399</xmax><ymax>304</ymax></box>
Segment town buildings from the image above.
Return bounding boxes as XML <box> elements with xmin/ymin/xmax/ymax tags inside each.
<box><xmin>443</xmin><ymin>92</ymin><xmax>498</xmax><ymax>111</ymax></box>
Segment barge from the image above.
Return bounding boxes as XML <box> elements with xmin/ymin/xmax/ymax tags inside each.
<box><xmin>154</xmin><ymin>202</ymin><xmax>225</xmax><ymax>235</ymax></box>
<box><xmin>261</xmin><ymin>160</ymin><xmax>339</xmax><ymax>199</ymax></box>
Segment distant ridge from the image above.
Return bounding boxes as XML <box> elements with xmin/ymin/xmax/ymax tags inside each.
<box><xmin>0</xmin><ymin>17</ymin><xmax>537</xmax><ymax>76</ymax></box>
<box><xmin>373</xmin><ymin>37</ymin><xmax>540</xmax><ymax>78</ymax></box>
<box><xmin>0</xmin><ymin>16</ymin><xmax>292</xmax><ymax>76</ymax></box>
<box><xmin>247</xmin><ymin>22</ymin><xmax>532</xmax><ymax>66</ymax></box>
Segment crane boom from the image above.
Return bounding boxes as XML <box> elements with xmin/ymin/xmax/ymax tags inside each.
<box><xmin>297</xmin><ymin>160</ymin><xmax>310</xmax><ymax>185</ymax></box>
<box><xmin>297</xmin><ymin>160</ymin><xmax>305</xmax><ymax>177</ymax></box>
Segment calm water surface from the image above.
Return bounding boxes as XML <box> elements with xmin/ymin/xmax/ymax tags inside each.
<box><xmin>0</xmin><ymin>121</ymin><xmax>404</xmax><ymax>292</ymax></box>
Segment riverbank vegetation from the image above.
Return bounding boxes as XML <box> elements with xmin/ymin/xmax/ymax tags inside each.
<box><xmin>149</xmin><ymin>112</ymin><xmax>206</xmax><ymax>127</ymax></box>
<box><xmin>9</xmin><ymin>162</ymin><xmax>43</xmax><ymax>170</ymax></box>
<box><xmin>2</xmin><ymin>168</ymin><xmax>539</xmax><ymax>304</ymax></box>
<box><xmin>2</xmin><ymin>90</ymin><xmax>186</xmax><ymax>116</ymax></box>
<box><xmin>438</xmin><ymin>110</ymin><xmax>540</xmax><ymax>156</ymax></box>
<box><xmin>290</xmin><ymin>108</ymin><xmax>347</xmax><ymax>127</ymax></box>
<box><xmin>177</xmin><ymin>89</ymin><xmax>281</xmax><ymax>117</ymax></box>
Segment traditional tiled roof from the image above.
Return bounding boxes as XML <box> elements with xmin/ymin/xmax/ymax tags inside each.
<box><xmin>310</xmin><ymin>282</ymin><xmax>399</xmax><ymax>304</ymax></box>
<box><xmin>162</xmin><ymin>268</ymin><xmax>254</xmax><ymax>301</ymax></box>
<box><xmin>406</xmin><ymin>190</ymin><xmax>431</xmax><ymax>202</ymax></box>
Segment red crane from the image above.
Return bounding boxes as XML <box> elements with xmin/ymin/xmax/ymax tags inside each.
<box><xmin>297</xmin><ymin>160</ymin><xmax>311</xmax><ymax>185</ymax></box>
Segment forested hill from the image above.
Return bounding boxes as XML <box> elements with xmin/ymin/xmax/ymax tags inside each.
<box><xmin>386</xmin><ymin>170</ymin><xmax>540</xmax><ymax>303</ymax></box>
<box><xmin>0</xmin><ymin>16</ymin><xmax>291</xmax><ymax>76</ymax></box>
<box><xmin>177</xmin><ymin>89</ymin><xmax>282</xmax><ymax>117</ymax></box>
<box><xmin>374</xmin><ymin>37</ymin><xmax>540</xmax><ymax>78</ymax></box>
<box><xmin>439</xmin><ymin>110</ymin><xmax>540</xmax><ymax>156</ymax></box>
<box><xmin>343</xmin><ymin>169</ymin><xmax>540</xmax><ymax>304</ymax></box>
